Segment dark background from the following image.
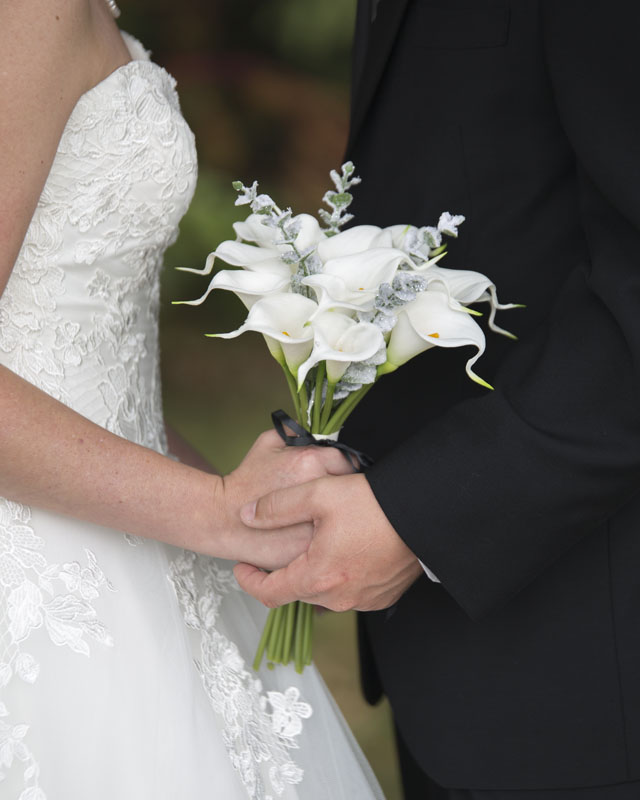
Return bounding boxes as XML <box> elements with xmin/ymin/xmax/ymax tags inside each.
<box><xmin>118</xmin><ymin>1</ymin><xmax>401</xmax><ymax>796</ymax></box>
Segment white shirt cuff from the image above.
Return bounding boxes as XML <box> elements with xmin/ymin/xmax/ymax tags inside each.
<box><xmin>419</xmin><ymin>559</ymin><xmax>441</xmax><ymax>583</ymax></box>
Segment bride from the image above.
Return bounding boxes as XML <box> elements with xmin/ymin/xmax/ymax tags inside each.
<box><xmin>0</xmin><ymin>0</ymin><xmax>383</xmax><ymax>797</ymax></box>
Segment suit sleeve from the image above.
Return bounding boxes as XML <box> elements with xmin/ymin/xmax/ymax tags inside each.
<box><xmin>365</xmin><ymin>0</ymin><xmax>640</xmax><ymax>619</ymax></box>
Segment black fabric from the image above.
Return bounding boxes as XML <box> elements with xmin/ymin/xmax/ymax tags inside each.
<box><xmin>344</xmin><ymin>0</ymin><xmax>640</xmax><ymax>791</ymax></box>
<box><xmin>396</xmin><ymin>728</ymin><xmax>640</xmax><ymax>800</ymax></box>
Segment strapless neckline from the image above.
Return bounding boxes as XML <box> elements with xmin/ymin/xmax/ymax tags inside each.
<box><xmin>76</xmin><ymin>30</ymin><xmax>170</xmax><ymax>107</ymax></box>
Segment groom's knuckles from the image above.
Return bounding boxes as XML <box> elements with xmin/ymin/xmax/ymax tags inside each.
<box><xmin>307</xmin><ymin>570</ymin><xmax>353</xmax><ymax>609</ymax></box>
<box><xmin>315</xmin><ymin>447</ymin><xmax>353</xmax><ymax>476</ymax></box>
<box><xmin>287</xmin><ymin>446</ymin><xmax>336</xmax><ymax>482</ymax></box>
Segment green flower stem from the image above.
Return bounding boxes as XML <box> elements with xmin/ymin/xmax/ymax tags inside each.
<box><xmin>303</xmin><ymin>603</ymin><xmax>314</xmax><ymax>666</ymax></box>
<box><xmin>312</xmin><ymin>363</ymin><xmax>326</xmax><ymax>433</ymax></box>
<box><xmin>298</xmin><ymin>383</ymin><xmax>310</xmax><ymax>429</ymax></box>
<box><xmin>252</xmin><ymin>607</ymin><xmax>275</xmax><ymax>671</ymax></box>
<box><xmin>319</xmin><ymin>382</ymin><xmax>336</xmax><ymax>432</ymax></box>
<box><xmin>267</xmin><ymin>606</ymin><xmax>283</xmax><ymax>663</ymax></box>
<box><xmin>376</xmin><ymin>361</ymin><xmax>398</xmax><ymax>378</ymax></box>
<box><xmin>322</xmin><ymin>383</ymin><xmax>374</xmax><ymax>435</ymax></box>
<box><xmin>281</xmin><ymin>363</ymin><xmax>302</xmax><ymax>424</ymax></box>
<box><xmin>283</xmin><ymin>601</ymin><xmax>296</xmax><ymax>664</ymax></box>
<box><xmin>294</xmin><ymin>601</ymin><xmax>306</xmax><ymax>674</ymax></box>
<box><xmin>274</xmin><ymin>606</ymin><xmax>287</xmax><ymax>664</ymax></box>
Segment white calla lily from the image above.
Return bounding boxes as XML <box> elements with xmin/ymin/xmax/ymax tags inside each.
<box><xmin>296</xmin><ymin>311</ymin><xmax>385</xmax><ymax>387</ymax></box>
<box><xmin>425</xmin><ymin>266</ymin><xmax>520</xmax><ymax>338</ymax></box>
<box><xmin>233</xmin><ymin>213</ymin><xmax>280</xmax><ymax>248</ymax></box>
<box><xmin>202</xmin><ymin>269</ymin><xmax>290</xmax><ymax>309</ymax></box>
<box><xmin>385</xmin><ymin>223</ymin><xmax>441</xmax><ymax>258</ymax></box>
<box><xmin>303</xmin><ymin>247</ymin><xmax>416</xmax><ymax>312</ymax></box>
<box><xmin>292</xmin><ymin>213</ymin><xmax>327</xmax><ymax>252</ymax></box>
<box><xmin>213</xmin><ymin>240</ymin><xmax>288</xmax><ymax>271</ymax></box>
<box><xmin>233</xmin><ymin>212</ymin><xmax>326</xmax><ymax>253</ymax></box>
<box><xmin>173</xmin><ymin>220</ymin><xmax>294</xmax><ymax>309</ymax></box>
<box><xmin>173</xmin><ymin>248</ymin><xmax>291</xmax><ymax>309</ymax></box>
<box><xmin>209</xmin><ymin>293</ymin><xmax>317</xmax><ymax>376</ymax></box>
<box><xmin>316</xmin><ymin>225</ymin><xmax>390</xmax><ymax>262</ymax></box>
<box><xmin>385</xmin><ymin>290</ymin><xmax>492</xmax><ymax>388</ymax></box>
<box><xmin>385</xmin><ymin>224</ymin><xmax>414</xmax><ymax>250</ymax></box>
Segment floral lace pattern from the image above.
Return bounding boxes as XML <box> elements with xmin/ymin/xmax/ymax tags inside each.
<box><xmin>0</xmin><ymin>500</ymin><xmax>115</xmax><ymax>797</ymax></box>
<box><xmin>0</xmin><ymin>34</ymin><xmax>314</xmax><ymax>800</ymax></box>
<box><xmin>170</xmin><ymin>552</ymin><xmax>312</xmax><ymax>800</ymax></box>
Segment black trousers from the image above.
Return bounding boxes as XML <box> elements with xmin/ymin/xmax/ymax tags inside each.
<box><xmin>396</xmin><ymin>731</ymin><xmax>640</xmax><ymax>800</ymax></box>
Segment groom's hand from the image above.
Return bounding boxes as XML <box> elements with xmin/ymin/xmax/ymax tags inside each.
<box><xmin>234</xmin><ymin>473</ymin><xmax>423</xmax><ymax>611</ymax></box>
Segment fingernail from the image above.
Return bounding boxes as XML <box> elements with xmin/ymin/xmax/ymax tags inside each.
<box><xmin>241</xmin><ymin>501</ymin><xmax>257</xmax><ymax>523</ymax></box>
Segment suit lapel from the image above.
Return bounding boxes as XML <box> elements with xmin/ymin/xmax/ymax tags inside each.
<box><xmin>347</xmin><ymin>0</ymin><xmax>411</xmax><ymax>154</ymax></box>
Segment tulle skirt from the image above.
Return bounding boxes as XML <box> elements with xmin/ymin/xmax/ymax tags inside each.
<box><xmin>0</xmin><ymin>501</ymin><xmax>384</xmax><ymax>799</ymax></box>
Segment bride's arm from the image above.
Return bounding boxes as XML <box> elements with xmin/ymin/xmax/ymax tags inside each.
<box><xmin>0</xmin><ymin>365</ymin><xmax>346</xmax><ymax>568</ymax></box>
<box><xmin>0</xmin><ymin>0</ymin><xmax>349</xmax><ymax>568</ymax></box>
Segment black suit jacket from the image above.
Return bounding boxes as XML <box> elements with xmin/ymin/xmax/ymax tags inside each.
<box><xmin>343</xmin><ymin>0</ymin><xmax>640</xmax><ymax>790</ymax></box>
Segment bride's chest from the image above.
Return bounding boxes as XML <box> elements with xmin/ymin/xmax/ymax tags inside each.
<box><xmin>30</xmin><ymin>60</ymin><xmax>198</xmax><ymax>271</ymax></box>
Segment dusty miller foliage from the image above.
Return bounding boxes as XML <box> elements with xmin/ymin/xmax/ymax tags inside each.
<box><xmin>317</xmin><ymin>161</ymin><xmax>361</xmax><ymax>236</ymax></box>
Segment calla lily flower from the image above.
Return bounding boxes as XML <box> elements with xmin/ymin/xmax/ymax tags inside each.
<box><xmin>316</xmin><ymin>225</ymin><xmax>391</xmax><ymax>263</ymax></box>
<box><xmin>201</xmin><ymin>269</ymin><xmax>290</xmax><ymax>309</ymax></box>
<box><xmin>232</xmin><ymin>213</ymin><xmax>280</xmax><ymax>248</ymax></box>
<box><xmin>213</xmin><ymin>240</ymin><xmax>290</xmax><ymax>272</ymax></box>
<box><xmin>424</xmin><ymin>266</ymin><xmax>520</xmax><ymax>338</ymax></box>
<box><xmin>174</xmin><ymin>213</ymin><xmax>325</xmax><ymax>308</ymax></box>
<box><xmin>296</xmin><ymin>311</ymin><xmax>385</xmax><ymax>387</ymax></box>
<box><xmin>385</xmin><ymin>224</ymin><xmax>426</xmax><ymax>253</ymax></box>
<box><xmin>234</xmin><ymin>212</ymin><xmax>326</xmax><ymax>253</ymax></box>
<box><xmin>209</xmin><ymin>293</ymin><xmax>317</xmax><ymax>376</ymax></box>
<box><xmin>285</xmin><ymin>213</ymin><xmax>327</xmax><ymax>253</ymax></box>
<box><xmin>173</xmin><ymin>249</ymin><xmax>291</xmax><ymax>309</ymax></box>
<box><xmin>303</xmin><ymin>248</ymin><xmax>416</xmax><ymax>312</ymax></box>
<box><xmin>385</xmin><ymin>290</ymin><xmax>492</xmax><ymax>388</ymax></box>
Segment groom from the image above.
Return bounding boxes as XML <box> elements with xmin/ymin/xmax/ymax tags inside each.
<box><xmin>236</xmin><ymin>1</ymin><xmax>640</xmax><ymax>798</ymax></box>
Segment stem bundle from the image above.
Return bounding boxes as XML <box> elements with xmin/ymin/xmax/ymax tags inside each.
<box><xmin>253</xmin><ymin>361</ymin><xmax>375</xmax><ymax>673</ymax></box>
<box><xmin>253</xmin><ymin>601</ymin><xmax>314</xmax><ymax>674</ymax></box>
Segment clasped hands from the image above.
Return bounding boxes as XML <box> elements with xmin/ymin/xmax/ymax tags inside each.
<box><xmin>222</xmin><ymin>430</ymin><xmax>422</xmax><ymax>613</ymax></box>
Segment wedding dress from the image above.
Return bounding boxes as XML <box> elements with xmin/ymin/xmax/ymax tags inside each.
<box><xmin>0</xmin><ymin>32</ymin><xmax>383</xmax><ymax>800</ymax></box>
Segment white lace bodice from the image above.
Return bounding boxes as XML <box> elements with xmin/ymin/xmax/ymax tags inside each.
<box><xmin>0</xmin><ymin>33</ymin><xmax>197</xmax><ymax>451</ymax></box>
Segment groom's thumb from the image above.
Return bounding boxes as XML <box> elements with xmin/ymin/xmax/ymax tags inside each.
<box><xmin>241</xmin><ymin>484</ymin><xmax>313</xmax><ymax>529</ymax></box>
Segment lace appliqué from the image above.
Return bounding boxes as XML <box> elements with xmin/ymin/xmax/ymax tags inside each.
<box><xmin>0</xmin><ymin>58</ymin><xmax>196</xmax><ymax>454</ymax></box>
<box><xmin>0</xmin><ymin>498</ymin><xmax>114</xmax><ymax>797</ymax></box>
<box><xmin>170</xmin><ymin>552</ymin><xmax>313</xmax><ymax>800</ymax></box>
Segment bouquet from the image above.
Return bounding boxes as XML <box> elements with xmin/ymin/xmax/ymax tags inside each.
<box><xmin>176</xmin><ymin>162</ymin><xmax>519</xmax><ymax>673</ymax></box>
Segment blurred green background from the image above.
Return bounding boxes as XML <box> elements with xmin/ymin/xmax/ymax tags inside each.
<box><xmin>119</xmin><ymin>2</ymin><xmax>401</xmax><ymax>797</ymax></box>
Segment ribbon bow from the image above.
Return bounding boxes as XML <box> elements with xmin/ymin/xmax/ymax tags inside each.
<box><xmin>271</xmin><ymin>410</ymin><xmax>374</xmax><ymax>472</ymax></box>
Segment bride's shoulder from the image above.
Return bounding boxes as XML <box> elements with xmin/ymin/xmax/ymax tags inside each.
<box><xmin>0</xmin><ymin>0</ymin><xmax>114</xmax><ymax>296</ymax></box>
<box><xmin>1</xmin><ymin>0</ymin><xmax>94</xmax><ymax>92</ymax></box>
<box><xmin>0</xmin><ymin>0</ymin><xmax>129</xmax><ymax>97</ymax></box>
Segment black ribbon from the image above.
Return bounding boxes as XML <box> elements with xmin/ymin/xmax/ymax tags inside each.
<box><xmin>271</xmin><ymin>410</ymin><xmax>374</xmax><ymax>472</ymax></box>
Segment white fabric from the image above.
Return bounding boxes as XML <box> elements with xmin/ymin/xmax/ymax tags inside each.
<box><xmin>0</xmin><ymin>33</ymin><xmax>384</xmax><ymax>800</ymax></box>
<box><xmin>419</xmin><ymin>560</ymin><xmax>441</xmax><ymax>583</ymax></box>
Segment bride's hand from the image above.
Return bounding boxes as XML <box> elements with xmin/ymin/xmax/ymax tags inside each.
<box><xmin>213</xmin><ymin>430</ymin><xmax>354</xmax><ymax>570</ymax></box>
